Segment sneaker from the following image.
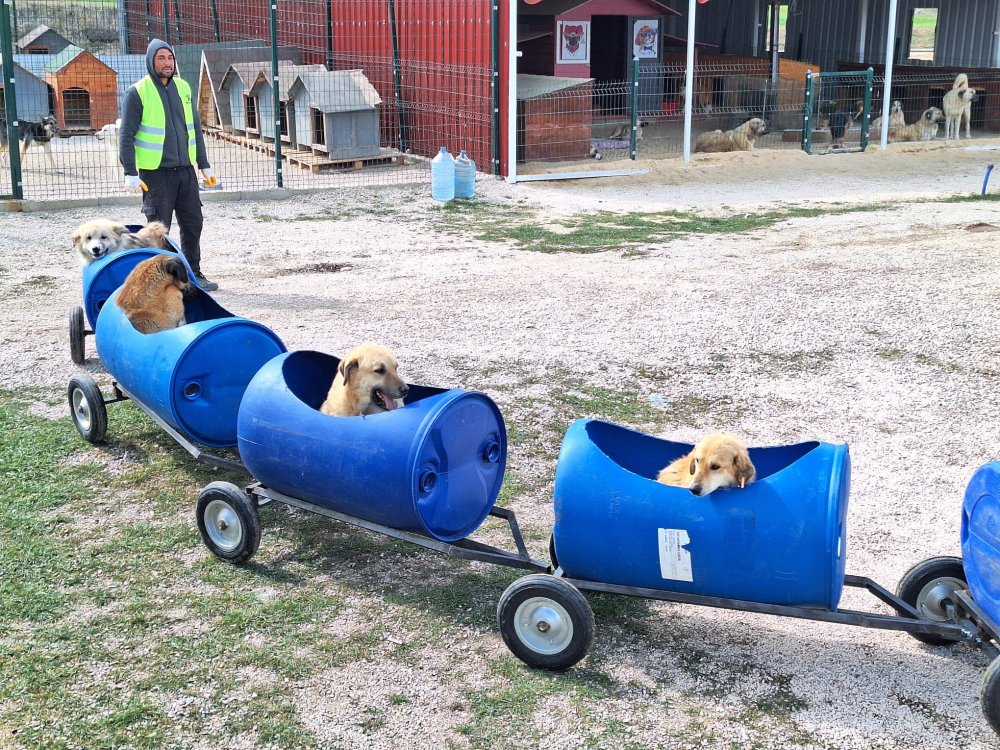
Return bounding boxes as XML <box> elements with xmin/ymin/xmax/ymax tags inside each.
<box><xmin>194</xmin><ymin>273</ymin><xmax>219</xmax><ymax>292</ymax></box>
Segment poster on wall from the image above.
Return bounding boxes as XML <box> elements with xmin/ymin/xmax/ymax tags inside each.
<box><xmin>557</xmin><ymin>20</ymin><xmax>590</xmax><ymax>64</ymax></box>
<box><xmin>633</xmin><ymin>19</ymin><xmax>660</xmax><ymax>59</ymax></box>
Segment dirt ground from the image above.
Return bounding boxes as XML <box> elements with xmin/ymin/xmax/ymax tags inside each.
<box><xmin>2</xmin><ymin>139</ymin><xmax>1000</xmax><ymax>749</ymax></box>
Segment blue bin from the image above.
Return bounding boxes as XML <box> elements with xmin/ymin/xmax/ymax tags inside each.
<box><xmin>552</xmin><ymin>419</ymin><xmax>851</xmax><ymax>608</ymax></box>
<box><xmin>94</xmin><ymin>282</ymin><xmax>286</xmax><ymax>449</ymax></box>
<box><xmin>81</xmin><ymin>248</ymin><xmax>167</xmax><ymax>329</ymax></box>
<box><xmin>236</xmin><ymin>350</ymin><xmax>506</xmax><ymax>542</ymax></box>
<box><xmin>961</xmin><ymin>462</ymin><xmax>1000</xmax><ymax>625</ymax></box>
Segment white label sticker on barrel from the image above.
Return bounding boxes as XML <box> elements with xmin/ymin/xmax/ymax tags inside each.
<box><xmin>658</xmin><ymin>528</ymin><xmax>694</xmax><ymax>582</ymax></box>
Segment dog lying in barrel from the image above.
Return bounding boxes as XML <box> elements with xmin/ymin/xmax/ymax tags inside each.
<box><xmin>656</xmin><ymin>433</ymin><xmax>756</xmax><ymax>496</ymax></box>
<box><xmin>72</xmin><ymin>218</ymin><xmax>171</xmax><ymax>266</ymax></box>
<box><xmin>889</xmin><ymin>107</ymin><xmax>945</xmax><ymax>142</ymax></box>
<box><xmin>694</xmin><ymin>118</ymin><xmax>771</xmax><ymax>153</ymax></box>
<box><xmin>116</xmin><ymin>255</ymin><xmax>195</xmax><ymax>334</ymax></box>
<box><xmin>320</xmin><ymin>343</ymin><xmax>409</xmax><ymax>417</ymax></box>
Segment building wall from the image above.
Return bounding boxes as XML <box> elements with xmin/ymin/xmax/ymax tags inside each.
<box><xmin>0</xmin><ymin>68</ymin><xmax>50</xmax><ymax>121</ymax></box>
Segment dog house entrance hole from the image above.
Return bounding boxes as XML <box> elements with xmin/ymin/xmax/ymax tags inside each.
<box><xmin>63</xmin><ymin>88</ymin><xmax>92</xmax><ymax>129</ymax></box>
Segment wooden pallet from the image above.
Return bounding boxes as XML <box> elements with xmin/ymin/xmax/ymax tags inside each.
<box><xmin>286</xmin><ymin>149</ymin><xmax>406</xmax><ymax>173</ymax></box>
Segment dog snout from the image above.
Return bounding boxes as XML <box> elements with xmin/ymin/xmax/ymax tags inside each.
<box><xmin>398</xmin><ymin>383</ymin><xmax>410</xmax><ymax>398</ymax></box>
<box><xmin>689</xmin><ymin>483</ymin><xmax>704</xmax><ymax>496</ymax></box>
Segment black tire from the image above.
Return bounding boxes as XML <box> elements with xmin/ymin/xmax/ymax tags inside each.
<box><xmin>981</xmin><ymin>655</ymin><xmax>1000</xmax><ymax>737</ymax></box>
<box><xmin>896</xmin><ymin>556</ymin><xmax>967</xmax><ymax>645</ymax></box>
<box><xmin>68</xmin><ymin>373</ymin><xmax>108</xmax><ymax>443</ymax></box>
<box><xmin>548</xmin><ymin>533</ymin><xmax>559</xmax><ymax>570</ymax></box>
<box><xmin>69</xmin><ymin>306</ymin><xmax>86</xmax><ymax>364</ymax></box>
<box><xmin>497</xmin><ymin>574</ymin><xmax>594</xmax><ymax>670</ymax></box>
<box><xmin>196</xmin><ymin>482</ymin><xmax>262</xmax><ymax>564</ymax></box>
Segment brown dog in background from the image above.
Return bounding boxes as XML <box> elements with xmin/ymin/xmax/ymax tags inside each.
<box><xmin>694</xmin><ymin>118</ymin><xmax>771</xmax><ymax>153</ymax></box>
<box><xmin>320</xmin><ymin>343</ymin><xmax>409</xmax><ymax>417</ymax></box>
<box><xmin>72</xmin><ymin>218</ymin><xmax>170</xmax><ymax>266</ymax></box>
<box><xmin>656</xmin><ymin>433</ymin><xmax>756</xmax><ymax>496</ymax></box>
<box><xmin>889</xmin><ymin>107</ymin><xmax>945</xmax><ymax>142</ymax></box>
<box><xmin>115</xmin><ymin>254</ymin><xmax>193</xmax><ymax>333</ymax></box>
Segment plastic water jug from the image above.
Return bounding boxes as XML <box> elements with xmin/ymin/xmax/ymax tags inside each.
<box><xmin>430</xmin><ymin>147</ymin><xmax>455</xmax><ymax>201</ymax></box>
<box><xmin>454</xmin><ymin>149</ymin><xmax>476</xmax><ymax>199</ymax></box>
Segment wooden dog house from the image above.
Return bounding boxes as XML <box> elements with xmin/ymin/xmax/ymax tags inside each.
<box><xmin>43</xmin><ymin>45</ymin><xmax>118</xmax><ymax>132</ymax></box>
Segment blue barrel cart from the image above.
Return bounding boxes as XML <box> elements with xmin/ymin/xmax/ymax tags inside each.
<box><xmin>68</xmin><ymin>229</ymin><xmax>180</xmax><ymax>365</ymax></box>
<box><xmin>66</xmin><ymin>257</ymin><xmax>547</xmax><ymax>575</ymax></box>
<box><xmin>496</xmin><ymin>419</ymin><xmax>1000</xmax><ymax>735</ymax></box>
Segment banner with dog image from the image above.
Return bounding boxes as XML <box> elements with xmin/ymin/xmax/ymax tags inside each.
<box><xmin>557</xmin><ymin>20</ymin><xmax>590</xmax><ymax>64</ymax></box>
<box><xmin>633</xmin><ymin>19</ymin><xmax>659</xmax><ymax>60</ymax></box>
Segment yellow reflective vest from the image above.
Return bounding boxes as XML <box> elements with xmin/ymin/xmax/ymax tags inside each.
<box><xmin>133</xmin><ymin>75</ymin><xmax>196</xmax><ymax>170</ymax></box>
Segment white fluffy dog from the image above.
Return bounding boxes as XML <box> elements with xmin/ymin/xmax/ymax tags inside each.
<box><xmin>94</xmin><ymin>119</ymin><xmax>121</xmax><ymax>167</ymax></box>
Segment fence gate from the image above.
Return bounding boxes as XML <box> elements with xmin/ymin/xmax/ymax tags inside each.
<box><xmin>802</xmin><ymin>69</ymin><xmax>874</xmax><ymax>155</ymax></box>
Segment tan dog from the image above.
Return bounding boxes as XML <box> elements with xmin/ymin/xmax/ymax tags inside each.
<box><xmin>889</xmin><ymin>107</ymin><xmax>945</xmax><ymax>142</ymax></box>
<box><xmin>870</xmin><ymin>100</ymin><xmax>906</xmax><ymax>138</ymax></box>
<box><xmin>694</xmin><ymin>118</ymin><xmax>771</xmax><ymax>153</ymax></box>
<box><xmin>115</xmin><ymin>255</ymin><xmax>193</xmax><ymax>334</ymax></box>
<box><xmin>320</xmin><ymin>343</ymin><xmax>409</xmax><ymax>417</ymax></box>
<box><xmin>656</xmin><ymin>433</ymin><xmax>756</xmax><ymax>497</ymax></box>
<box><xmin>942</xmin><ymin>74</ymin><xmax>977</xmax><ymax>141</ymax></box>
<box><xmin>72</xmin><ymin>218</ymin><xmax>170</xmax><ymax>266</ymax></box>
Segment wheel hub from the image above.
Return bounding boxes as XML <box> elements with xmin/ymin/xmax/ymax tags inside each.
<box><xmin>204</xmin><ymin>499</ymin><xmax>243</xmax><ymax>552</ymax></box>
<box><xmin>72</xmin><ymin>389</ymin><xmax>92</xmax><ymax>431</ymax></box>
<box><xmin>918</xmin><ymin>577</ymin><xmax>965</xmax><ymax>621</ymax></box>
<box><xmin>514</xmin><ymin>597</ymin><xmax>573</xmax><ymax>655</ymax></box>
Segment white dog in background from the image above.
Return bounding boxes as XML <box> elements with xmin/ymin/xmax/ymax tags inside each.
<box><xmin>94</xmin><ymin>119</ymin><xmax>121</xmax><ymax>166</ymax></box>
<box><xmin>942</xmin><ymin>74</ymin><xmax>978</xmax><ymax>141</ymax></box>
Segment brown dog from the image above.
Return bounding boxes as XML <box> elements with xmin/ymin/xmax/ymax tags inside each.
<box><xmin>73</xmin><ymin>218</ymin><xmax>170</xmax><ymax>266</ymax></box>
<box><xmin>656</xmin><ymin>433</ymin><xmax>756</xmax><ymax>496</ymax></box>
<box><xmin>889</xmin><ymin>107</ymin><xmax>945</xmax><ymax>142</ymax></box>
<box><xmin>115</xmin><ymin>255</ymin><xmax>193</xmax><ymax>334</ymax></box>
<box><xmin>694</xmin><ymin>118</ymin><xmax>771</xmax><ymax>153</ymax></box>
<box><xmin>320</xmin><ymin>343</ymin><xmax>409</xmax><ymax>417</ymax></box>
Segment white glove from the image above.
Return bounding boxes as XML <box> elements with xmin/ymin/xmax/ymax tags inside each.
<box><xmin>200</xmin><ymin>168</ymin><xmax>217</xmax><ymax>187</ymax></box>
<box><xmin>124</xmin><ymin>175</ymin><xmax>147</xmax><ymax>193</ymax></box>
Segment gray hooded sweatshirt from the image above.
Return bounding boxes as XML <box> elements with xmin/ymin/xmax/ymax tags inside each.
<box><xmin>119</xmin><ymin>39</ymin><xmax>209</xmax><ymax>175</ymax></box>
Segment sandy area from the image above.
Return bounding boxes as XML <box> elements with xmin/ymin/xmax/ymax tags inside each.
<box><xmin>2</xmin><ymin>139</ymin><xmax>1000</xmax><ymax>749</ymax></box>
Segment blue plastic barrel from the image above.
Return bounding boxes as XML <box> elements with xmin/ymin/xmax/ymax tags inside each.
<box><xmin>430</xmin><ymin>147</ymin><xmax>455</xmax><ymax>201</ymax></box>
<box><xmin>236</xmin><ymin>350</ymin><xmax>506</xmax><ymax>542</ymax></box>
<box><xmin>81</xmin><ymin>248</ymin><xmax>166</xmax><ymax>329</ymax></box>
<box><xmin>94</xmin><ymin>281</ymin><xmax>286</xmax><ymax>448</ymax></box>
<box><xmin>961</xmin><ymin>462</ymin><xmax>1000</xmax><ymax>625</ymax></box>
<box><xmin>552</xmin><ymin>419</ymin><xmax>851</xmax><ymax>608</ymax></box>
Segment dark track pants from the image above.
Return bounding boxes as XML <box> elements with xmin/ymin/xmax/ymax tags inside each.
<box><xmin>139</xmin><ymin>165</ymin><xmax>205</xmax><ymax>273</ymax></box>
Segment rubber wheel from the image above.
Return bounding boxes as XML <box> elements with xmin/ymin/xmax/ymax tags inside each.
<box><xmin>981</xmin><ymin>655</ymin><xmax>1000</xmax><ymax>737</ymax></box>
<box><xmin>68</xmin><ymin>373</ymin><xmax>107</xmax><ymax>443</ymax></box>
<box><xmin>896</xmin><ymin>556</ymin><xmax>967</xmax><ymax>645</ymax></box>
<box><xmin>497</xmin><ymin>574</ymin><xmax>594</xmax><ymax>670</ymax></box>
<box><xmin>548</xmin><ymin>533</ymin><xmax>559</xmax><ymax>570</ymax></box>
<box><xmin>69</xmin><ymin>305</ymin><xmax>86</xmax><ymax>364</ymax></box>
<box><xmin>196</xmin><ymin>482</ymin><xmax>261</xmax><ymax>564</ymax></box>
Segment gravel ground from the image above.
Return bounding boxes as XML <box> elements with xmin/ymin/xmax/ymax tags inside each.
<box><xmin>2</xmin><ymin>140</ymin><xmax>1000</xmax><ymax>749</ymax></box>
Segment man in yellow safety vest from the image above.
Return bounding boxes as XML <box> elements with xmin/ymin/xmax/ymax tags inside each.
<box><xmin>119</xmin><ymin>38</ymin><xmax>219</xmax><ymax>291</ymax></box>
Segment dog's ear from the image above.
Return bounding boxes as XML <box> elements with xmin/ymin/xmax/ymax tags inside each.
<box><xmin>71</xmin><ymin>230</ymin><xmax>82</xmax><ymax>246</ymax></box>
<box><xmin>689</xmin><ymin>457</ymin><xmax>697</xmax><ymax>475</ymax></box>
<box><xmin>339</xmin><ymin>357</ymin><xmax>359</xmax><ymax>386</ymax></box>
<box><xmin>165</xmin><ymin>257</ymin><xmax>189</xmax><ymax>285</ymax></box>
<box><xmin>734</xmin><ymin>452</ymin><xmax>756</xmax><ymax>489</ymax></box>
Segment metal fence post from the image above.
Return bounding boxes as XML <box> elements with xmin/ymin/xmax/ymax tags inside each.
<box><xmin>860</xmin><ymin>67</ymin><xmax>874</xmax><ymax>151</ymax></box>
<box><xmin>270</xmin><ymin>0</ymin><xmax>282</xmax><ymax>188</ymax></box>
<box><xmin>630</xmin><ymin>57</ymin><xmax>639</xmax><ymax>160</ymax></box>
<box><xmin>161</xmin><ymin>0</ymin><xmax>171</xmax><ymax>46</ymax></box>
<box><xmin>387</xmin><ymin>0</ymin><xmax>408</xmax><ymax>154</ymax></box>
<box><xmin>490</xmin><ymin>0</ymin><xmax>499</xmax><ymax>175</ymax></box>
<box><xmin>1</xmin><ymin>0</ymin><xmax>23</xmax><ymax>200</ymax></box>
<box><xmin>802</xmin><ymin>70</ymin><xmax>814</xmax><ymax>155</ymax></box>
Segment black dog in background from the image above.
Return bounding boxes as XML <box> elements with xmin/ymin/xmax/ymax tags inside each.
<box><xmin>0</xmin><ymin>114</ymin><xmax>60</xmax><ymax>170</ymax></box>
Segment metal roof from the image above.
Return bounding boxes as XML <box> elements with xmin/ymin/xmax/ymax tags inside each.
<box><xmin>288</xmin><ymin>70</ymin><xmax>383</xmax><ymax>112</ymax></box>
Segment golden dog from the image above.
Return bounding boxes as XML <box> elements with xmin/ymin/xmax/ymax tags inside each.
<box><xmin>72</xmin><ymin>218</ymin><xmax>170</xmax><ymax>266</ymax></box>
<box><xmin>889</xmin><ymin>107</ymin><xmax>945</xmax><ymax>142</ymax></box>
<box><xmin>320</xmin><ymin>343</ymin><xmax>409</xmax><ymax>417</ymax></box>
<box><xmin>115</xmin><ymin>254</ymin><xmax>193</xmax><ymax>334</ymax></box>
<box><xmin>656</xmin><ymin>433</ymin><xmax>756</xmax><ymax>497</ymax></box>
<box><xmin>942</xmin><ymin>73</ymin><xmax>977</xmax><ymax>141</ymax></box>
<box><xmin>694</xmin><ymin>118</ymin><xmax>771</xmax><ymax>153</ymax></box>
